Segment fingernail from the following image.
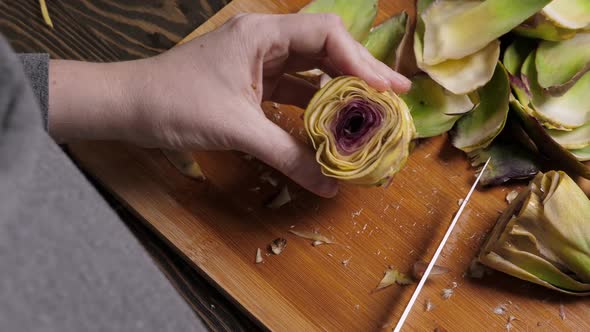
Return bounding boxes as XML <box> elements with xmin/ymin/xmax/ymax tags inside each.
<box><xmin>391</xmin><ymin>72</ymin><xmax>412</xmax><ymax>89</ymax></box>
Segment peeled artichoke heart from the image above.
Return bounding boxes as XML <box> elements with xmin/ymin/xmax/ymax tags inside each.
<box><xmin>300</xmin><ymin>0</ymin><xmax>377</xmax><ymax>42</ymax></box>
<box><xmin>414</xmin><ymin>0</ymin><xmax>500</xmax><ymax>95</ymax></box>
<box><xmin>479</xmin><ymin>171</ymin><xmax>590</xmax><ymax>295</ymax></box>
<box><xmin>521</xmin><ymin>51</ymin><xmax>590</xmax><ymax>130</ymax></box>
<box><xmin>363</xmin><ymin>12</ymin><xmax>408</xmax><ymax>68</ymax></box>
<box><xmin>451</xmin><ymin>64</ymin><xmax>510</xmax><ymax>153</ymax></box>
<box><xmin>536</xmin><ymin>32</ymin><xmax>590</xmax><ymax>96</ymax></box>
<box><xmin>542</xmin><ymin>0</ymin><xmax>590</xmax><ymax>30</ymax></box>
<box><xmin>401</xmin><ymin>75</ymin><xmax>473</xmax><ymax>138</ymax></box>
<box><xmin>421</xmin><ymin>0</ymin><xmax>551</xmax><ymax>65</ymax></box>
<box><xmin>304</xmin><ymin>76</ymin><xmax>415</xmax><ymax>185</ymax></box>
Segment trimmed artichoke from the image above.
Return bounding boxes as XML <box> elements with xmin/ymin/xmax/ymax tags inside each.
<box><xmin>304</xmin><ymin>76</ymin><xmax>415</xmax><ymax>185</ymax></box>
<box><xmin>479</xmin><ymin>171</ymin><xmax>590</xmax><ymax>295</ymax></box>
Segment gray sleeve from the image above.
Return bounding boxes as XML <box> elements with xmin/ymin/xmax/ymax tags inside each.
<box><xmin>18</xmin><ymin>53</ymin><xmax>49</xmax><ymax>129</ymax></box>
<box><xmin>2</xmin><ymin>36</ymin><xmax>207</xmax><ymax>332</ymax></box>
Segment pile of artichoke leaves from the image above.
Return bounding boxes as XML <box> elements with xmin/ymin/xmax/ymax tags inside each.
<box><xmin>302</xmin><ymin>0</ymin><xmax>590</xmax><ymax>295</ymax></box>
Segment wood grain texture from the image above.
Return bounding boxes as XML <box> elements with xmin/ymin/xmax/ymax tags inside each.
<box><xmin>23</xmin><ymin>0</ymin><xmax>590</xmax><ymax>331</ymax></box>
<box><xmin>108</xmin><ymin>196</ymin><xmax>262</xmax><ymax>332</ymax></box>
<box><xmin>0</xmin><ymin>0</ymin><xmax>228</xmax><ymax>60</ymax></box>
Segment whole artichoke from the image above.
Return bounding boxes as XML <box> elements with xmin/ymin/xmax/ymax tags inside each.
<box><xmin>304</xmin><ymin>76</ymin><xmax>415</xmax><ymax>186</ymax></box>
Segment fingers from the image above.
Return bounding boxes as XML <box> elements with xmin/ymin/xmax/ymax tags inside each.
<box><xmin>269</xmin><ymin>74</ymin><xmax>318</xmax><ymax>109</ymax></box>
<box><xmin>357</xmin><ymin>44</ymin><xmax>411</xmax><ymax>94</ymax></box>
<box><xmin>236</xmin><ymin>112</ymin><xmax>338</xmax><ymax>198</ymax></box>
<box><xmin>273</xmin><ymin>13</ymin><xmax>411</xmax><ymax>92</ymax></box>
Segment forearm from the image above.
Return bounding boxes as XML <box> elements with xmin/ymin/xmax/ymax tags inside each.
<box><xmin>48</xmin><ymin>59</ymin><xmax>146</xmax><ymax>143</ymax></box>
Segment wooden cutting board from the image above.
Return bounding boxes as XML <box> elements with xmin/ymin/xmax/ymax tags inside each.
<box><xmin>69</xmin><ymin>0</ymin><xmax>590</xmax><ymax>331</ymax></box>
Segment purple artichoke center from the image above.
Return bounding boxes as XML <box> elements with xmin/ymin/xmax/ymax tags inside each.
<box><xmin>332</xmin><ymin>99</ymin><xmax>383</xmax><ymax>155</ymax></box>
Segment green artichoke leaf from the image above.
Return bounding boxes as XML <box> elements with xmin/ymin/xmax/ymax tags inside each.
<box><xmin>547</xmin><ymin>121</ymin><xmax>590</xmax><ymax>150</ymax></box>
<box><xmin>521</xmin><ymin>51</ymin><xmax>590</xmax><ymax>130</ymax></box>
<box><xmin>514</xmin><ymin>13</ymin><xmax>578</xmax><ymax>42</ymax></box>
<box><xmin>400</xmin><ymin>75</ymin><xmax>473</xmax><ymax>138</ymax></box>
<box><xmin>536</xmin><ymin>32</ymin><xmax>590</xmax><ymax>96</ymax></box>
<box><xmin>421</xmin><ymin>0</ymin><xmax>551</xmax><ymax>65</ymax></box>
<box><xmin>304</xmin><ymin>76</ymin><xmax>415</xmax><ymax>185</ymax></box>
<box><xmin>468</xmin><ymin>141</ymin><xmax>539</xmax><ymax>186</ymax></box>
<box><xmin>542</xmin><ymin>0</ymin><xmax>590</xmax><ymax>30</ymax></box>
<box><xmin>451</xmin><ymin>64</ymin><xmax>510</xmax><ymax>153</ymax></box>
<box><xmin>414</xmin><ymin>0</ymin><xmax>500</xmax><ymax>94</ymax></box>
<box><xmin>503</xmin><ymin>39</ymin><xmax>536</xmax><ymax>105</ymax></box>
<box><xmin>479</xmin><ymin>171</ymin><xmax>590</xmax><ymax>295</ymax></box>
<box><xmin>300</xmin><ymin>0</ymin><xmax>378</xmax><ymax>42</ymax></box>
<box><xmin>503</xmin><ymin>39</ymin><xmax>537</xmax><ymax>77</ymax></box>
<box><xmin>511</xmin><ymin>97</ymin><xmax>590</xmax><ymax>179</ymax></box>
<box><xmin>571</xmin><ymin>146</ymin><xmax>590</xmax><ymax>162</ymax></box>
<box><xmin>363</xmin><ymin>12</ymin><xmax>408</xmax><ymax>67</ymax></box>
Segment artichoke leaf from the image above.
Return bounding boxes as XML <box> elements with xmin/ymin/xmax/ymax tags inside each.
<box><xmin>503</xmin><ymin>39</ymin><xmax>537</xmax><ymax>77</ymax></box>
<box><xmin>300</xmin><ymin>0</ymin><xmax>377</xmax><ymax>42</ymax></box>
<box><xmin>503</xmin><ymin>40</ymin><xmax>536</xmax><ymax>105</ymax></box>
<box><xmin>401</xmin><ymin>75</ymin><xmax>474</xmax><ymax>138</ymax></box>
<box><xmin>451</xmin><ymin>64</ymin><xmax>510</xmax><ymax>153</ymax></box>
<box><xmin>514</xmin><ymin>13</ymin><xmax>578</xmax><ymax>42</ymax></box>
<box><xmin>414</xmin><ymin>0</ymin><xmax>499</xmax><ymax>94</ymax></box>
<box><xmin>547</xmin><ymin>121</ymin><xmax>590</xmax><ymax>150</ymax></box>
<box><xmin>421</xmin><ymin>0</ymin><xmax>551</xmax><ymax>65</ymax></box>
<box><xmin>511</xmin><ymin>97</ymin><xmax>590</xmax><ymax>179</ymax></box>
<box><xmin>521</xmin><ymin>51</ymin><xmax>590</xmax><ymax>130</ymax></box>
<box><xmin>162</xmin><ymin>150</ymin><xmax>205</xmax><ymax>180</ymax></box>
<box><xmin>542</xmin><ymin>0</ymin><xmax>590</xmax><ymax>30</ymax></box>
<box><xmin>468</xmin><ymin>141</ymin><xmax>539</xmax><ymax>186</ymax></box>
<box><xmin>571</xmin><ymin>146</ymin><xmax>590</xmax><ymax>162</ymax></box>
<box><xmin>304</xmin><ymin>76</ymin><xmax>415</xmax><ymax>185</ymax></box>
<box><xmin>536</xmin><ymin>32</ymin><xmax>590</xmax><ymax>96</ymax></box>
<box><xmin>479</xmin><ymin>171</ymin><xmax>590</xmax><ymax>295</ymax></box>
<box><xmin>363</xmin><ymin>12</ymin><xmax>408</xmax><ymax>67</ymax></box>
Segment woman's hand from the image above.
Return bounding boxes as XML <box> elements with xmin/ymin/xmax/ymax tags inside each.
<box><xmin>49</xmin><ymin>13</ymin><xmax>411</xmax><ymax>197</ymax></box>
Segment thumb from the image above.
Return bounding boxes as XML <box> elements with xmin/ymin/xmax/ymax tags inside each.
<box><xmin>238</xmin><ymin>116</ymin><xmax>338</xmax><ymax>198</ymax></box>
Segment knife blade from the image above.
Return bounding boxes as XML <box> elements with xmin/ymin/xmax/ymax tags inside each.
<box><xmin>393</xmin><ymin>156</ymin><xmax>492</xmax><ymax>332</ymax></box>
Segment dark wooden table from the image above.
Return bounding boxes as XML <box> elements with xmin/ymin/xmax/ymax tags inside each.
<box><xmin>0</xmin><ymin>1</ymin><xmax>260</xmax><ymax>331</ymax></box>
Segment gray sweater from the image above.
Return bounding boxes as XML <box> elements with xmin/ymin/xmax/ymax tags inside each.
<box><xmin>0</xmin><ymin>36</ymin><xmax>206</xmax><ymax>331</ymax></box>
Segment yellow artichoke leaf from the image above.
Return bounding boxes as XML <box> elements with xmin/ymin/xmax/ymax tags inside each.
<box><xmin>421</xmin><ymin>0</ymin><xmax>551</xmax><ymax>65</ymax></box>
